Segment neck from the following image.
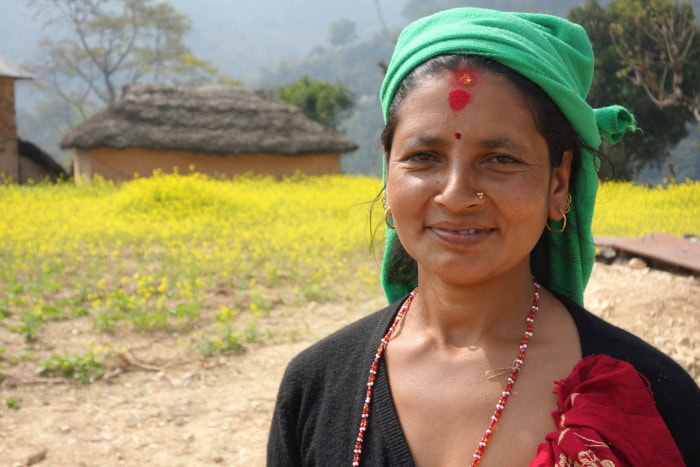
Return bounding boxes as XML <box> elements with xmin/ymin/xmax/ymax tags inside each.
<box><xmin>405</xmin><ymin>268</ymin><xmax>537</xmax><ymax>348</ymax></box>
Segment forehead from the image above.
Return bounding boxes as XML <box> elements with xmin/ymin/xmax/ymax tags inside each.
<box><xmin>396</xmin><ymin>69</ymin><xmax>535</xmax><ymax>127</ymax></box>
<box><xmin>390</xmin><ymin>69</ymin><xmax>547</xmax><ymax>154</ymax></box>
<box><xmin>411</xmin><ymin>68</ymin><xmax>526</xmax><ymax>103</ymax></box>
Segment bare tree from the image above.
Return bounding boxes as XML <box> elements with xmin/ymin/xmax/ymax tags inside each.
<box><xmin>29</xmin><ymin>0</ymin><xmax>223</xmax><ymax>123</ymax></box>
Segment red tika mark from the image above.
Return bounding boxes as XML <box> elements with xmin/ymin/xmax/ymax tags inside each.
<box><xmin>455</xmin><ymin>132</ymin><xmax>462</xmax><ymax>139</ymax></box>
<box><xmin>453</xmin><ymin>67</ymin><xmax>479</xmax><ymax>87</ymax></box>
<box><xmin>448</xmin><ymin>89</ymin><xmax>471</xmax><ymax>111</ymax></box>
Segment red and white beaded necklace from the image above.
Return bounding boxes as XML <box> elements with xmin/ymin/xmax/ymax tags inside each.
<box><xmin>352</xmin><ymin>281</ymin><xmax>541</xmax><ymax>466</ymax></box>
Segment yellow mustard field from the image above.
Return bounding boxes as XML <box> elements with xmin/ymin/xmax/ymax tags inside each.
<box><xmin>0</xmin><ymin>174</ymin><xmax>698</xmax><ymax>369</ymax></box>
<box><xmin>593</xmin><ymin>180</ymin><xmax>700</xmax><ymax>237</ymax></box>
<box><xmin>0</xmin><ymin>173</ymin><xmax>385</xmax><ymax>361</ymax></box>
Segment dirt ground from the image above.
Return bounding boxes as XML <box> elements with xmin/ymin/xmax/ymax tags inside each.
<box><xmin>1</xmin><ymin>261</ymin><xmax>698</xmax><ymax>467</ymax></box>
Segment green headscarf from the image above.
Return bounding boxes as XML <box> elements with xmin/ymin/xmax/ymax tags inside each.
<box><xmin>379</xmin><ymin>7</ymin><xmax>636</xmax><ymax>306</ymax></box>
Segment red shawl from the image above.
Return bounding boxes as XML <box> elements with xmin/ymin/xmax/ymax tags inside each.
<box><xmin>532</xmin><ymin>355</ymin><xmax>685</xmax><ymax>466</ymax></box>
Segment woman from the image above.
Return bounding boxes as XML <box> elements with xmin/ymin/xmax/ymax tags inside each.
<box><xmin>267</xmin><ymin>8</ymin><xmax>700</xmax><ymax>466</ymax></box>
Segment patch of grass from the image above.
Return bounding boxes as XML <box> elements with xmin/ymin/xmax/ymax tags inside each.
<box><xmin>38</xmin><ymin>352</ymin><xmax>103</xmax><ymax>384</ymax></box>
<box><xmin>3</xmin><ymin>350</ymin><xmax>36</xmax><ymax>365</ymax></box>
<box><xmin>9</xmin><ymin>312</ymin><xmax>43</xmax><ymax>342</ymax></box>
<box><xmin>249</xmin><ymin>288</ymin><xmax>272</xmax><ymax>317</ymax></box>
<box><xmin>198</xmin><ymin>319</ymin><xmax>269</xmax><ymax>358</ymax></box>
<box><xmin>199</xmin><ymin>327</ymin><xmax>245</xmax><ymax>357</ymax></box>
<box><xmin>4</xmin><ymin>396</ymin><xmax>20</xmax><ymax>410</ymax></box>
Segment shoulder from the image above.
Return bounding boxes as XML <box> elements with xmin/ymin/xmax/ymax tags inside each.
<box><xmin>284</xmin><ymin>302</ymin><xmax>398</xmax><ymax>379</ymax></box>
<box><xmin>268</xmin><ymin>300</ymin><xmax>402</xmax><ymax>466</ymax></box>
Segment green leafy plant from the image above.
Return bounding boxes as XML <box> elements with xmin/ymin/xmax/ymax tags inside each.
<box><xmin>38</xmin><ymin>353</ymin><xmax>103</xmax><ymax>384</ymax></box>
<box><xmin>199</xmin><ymin>324</ymin><xmax>254</xmax><ymax>357</ymax></box>
<box><xmin>4</xmin><ymin>396</ymin><xmax>20</xmax><ymax>410</ymax></box>
<box><xmin>9</xmin><ymin>312</ymin><xmax>43</xmax><ymax>342</ymax></box>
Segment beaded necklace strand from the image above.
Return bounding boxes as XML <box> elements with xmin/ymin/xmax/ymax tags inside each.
<box><xmin>352</xmin><ymin>281</ymin><xmax>541</xmax><ymax>467</ymax></box>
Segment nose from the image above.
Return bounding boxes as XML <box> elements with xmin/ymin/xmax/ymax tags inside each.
<box><xmin>433</xmin><ymin>162</ymin><xmax>482</xmax><ymax>212</ymax></box>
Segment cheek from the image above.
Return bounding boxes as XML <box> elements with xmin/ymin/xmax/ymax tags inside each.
<box><xmin>385</xmin><ymin>172</ymin><xmax>432</xmax><ymax>216</ymax></box>
<box><xmin>386</xmin><ymin>173</ymin><xmax>413</xmax><ymax>205</ymax></box>
<box><xmin>484</xmin><ymin>179</ymin><xmax>550</xmax><ymax>222</ymax></box>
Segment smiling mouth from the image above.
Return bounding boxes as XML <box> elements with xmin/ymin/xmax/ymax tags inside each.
<box><xmin>430</xmin><ymin>226</ymin><xmax>492</xmax><ymax>234</ymax></box>
<box><xmin>429</xmin><ymin>226</ymin><xmax>494</xmax><ymax>242</ymax></box>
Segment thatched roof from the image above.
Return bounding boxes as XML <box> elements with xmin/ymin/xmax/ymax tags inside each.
<box><xmin>61</xmin><ymin>84</ymin><xmax>358</xmax><ymax>155</ymax></box>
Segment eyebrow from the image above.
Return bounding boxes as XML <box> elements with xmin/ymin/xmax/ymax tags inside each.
<box><xmin>401</xmin><ymin>134</ymin><xmax>449</xmax><ymax>149</ymax></box>
<box><xmin>400</xmin><ymin>134</ymin><xmax>530</xmax><ymax>154</ymax></box>
<box><xmin>480</xmin><ymin>137</ymin><xmax>530</xmax><ymax>154</ymax></box>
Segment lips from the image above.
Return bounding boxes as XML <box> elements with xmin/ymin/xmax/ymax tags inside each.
<box><xmin>428</xmin><ymin>221</ymin><xmax>491</xmax><ymax>232</ymax></box>
<box><xmin>427</xmin><ymin>222</ymin><xmax>494</xmax><ymax>244</ymax></box>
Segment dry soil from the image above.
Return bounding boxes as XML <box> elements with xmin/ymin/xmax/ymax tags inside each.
<box><xmin>1</xmin><ymin>262</ymin><xmax>698</xmax><ymax>466</ymax></box>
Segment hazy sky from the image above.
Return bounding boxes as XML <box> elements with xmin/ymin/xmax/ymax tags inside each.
<box><xmin>0</xmin><ymin>0</ymin><xmax>408</xmax><ymax>78</ymax></box>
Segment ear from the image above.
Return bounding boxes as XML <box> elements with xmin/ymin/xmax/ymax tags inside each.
<box><xmin>548</xmin><ymin>151</ymin><xmax>573</xmax><ymax>220</ymax></box>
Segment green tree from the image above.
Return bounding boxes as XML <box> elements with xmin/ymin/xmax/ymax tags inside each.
<box><xmin>258</xmin><ymin>30</ymin><xmax>397</xmax><ymax>174</ymax></box>
<box><xmin>276</xmin><ymin>76</ymin><xmax>355</xmax><ymax>131</ymax></box>
<box><xmin>28</xmin><ymin>0</ymin><xmax>226</xmax><ymax>122</ymax></box>
<box><xmin>608</xmin><ymin>0</ymin><xmax>700</xmax><ymax>121</ymax></box>
<box><xmin>328</xmin><ymin>18</ymin><xmax>358</xmax><ymax>47</ymax></box>
<box><xmin>570</xmin><ymin>0</ymin><xmax>695</xmax><ymax>180</ymax></box>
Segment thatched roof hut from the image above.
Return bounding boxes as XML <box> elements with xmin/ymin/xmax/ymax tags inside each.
<box><xmin>62</xmin><ymin>83</ymin><xmax>357</xmax><ymax>155</ymax></box>
<box><xmin>62</xmin><ymin>84</ymin><xmax>358</xmax><ymax>181</ymax></box>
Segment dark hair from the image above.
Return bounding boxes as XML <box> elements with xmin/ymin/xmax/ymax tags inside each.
<box><xmin>380</xmin><ymin>54</ymin><xmax>585</xmax><ymax>290</ymax></box>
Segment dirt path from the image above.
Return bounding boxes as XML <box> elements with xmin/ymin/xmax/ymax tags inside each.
<box><xmin>1</xmin><ymin>263</ymin><xmax>698</xmax><ymax>466</ymax></box>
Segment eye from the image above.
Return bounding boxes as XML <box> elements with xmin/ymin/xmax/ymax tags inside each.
<box><xmin>405</xmin><ymin>152</ymin><xmax>438</xmax><ymax>162</ymax></box>
<box><xmin>486</xmin><ymin>154</ymin><xmax>520</xmax><ymax>165</ymax></box>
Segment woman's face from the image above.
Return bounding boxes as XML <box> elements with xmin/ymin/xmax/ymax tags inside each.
<box><xmin>385</xmin><ymin>68</ymin><xmax>571</xmax><ymax>287</ymax></box>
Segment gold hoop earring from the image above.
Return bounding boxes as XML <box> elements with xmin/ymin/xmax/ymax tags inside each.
<box><xmin>382</xmin><ymin>191</ymin><xmax>388</xmax><ymax>210</ymax></box>
<box><xmin>545</xmin><ymin>209</ymin><xmax>567</xmax><ymax>233</ymax></box>
<box><xmin>385</xmin><ymin>209</ymin><xmax>395</xmax><ymax>229</ymax></box>
<box><xmin>564</xmin><ymin>194</ymin><xmax>572</xmax><ymax>214</ymax></box>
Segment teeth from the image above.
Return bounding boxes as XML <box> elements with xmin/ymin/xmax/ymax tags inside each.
<box><xmin>456</xmin><ymin>229</ymin><xmax>479</xmax><ymax>234</ymax></box>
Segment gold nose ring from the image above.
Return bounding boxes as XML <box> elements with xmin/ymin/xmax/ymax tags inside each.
<box><xmin>476</xmin><ymin>192</ymin><xmax>485</xmax><ymax>200</ymax></box>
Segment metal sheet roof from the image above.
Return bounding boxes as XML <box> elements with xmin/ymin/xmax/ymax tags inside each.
<box><xmin>595</xmin><ymin>233</ymin><xmax>700</xmax><ymax>274</ymax></box>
